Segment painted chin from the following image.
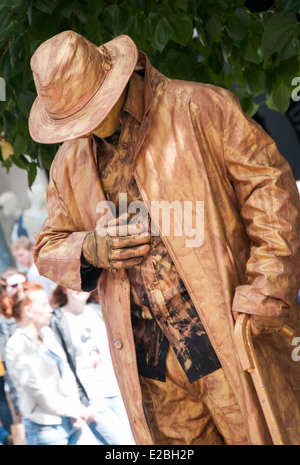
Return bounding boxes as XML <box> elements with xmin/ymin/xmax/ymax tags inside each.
<box><xmin>93</xmin><ymin>121</ymin><xmax>120</xmax><ymax>138</ymax></box>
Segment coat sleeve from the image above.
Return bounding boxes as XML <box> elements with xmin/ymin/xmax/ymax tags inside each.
<box><xmin>33</xmin><ymin>172</ymin><xmax>86</xmax><ymax>291</ymax></box>
<box><xmin>33</xmin><ymin>156</ymin><xmax>101</xmax><ymax>292</ymax></box>
<box><xmin>222</xmin><ymin>91</ymin><xmax>300</xmax><ymax>317</ymax></box>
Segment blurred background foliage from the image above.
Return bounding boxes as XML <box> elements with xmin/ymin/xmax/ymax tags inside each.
<box><xmin>0</xmin><ymin>0</ymin><xmax>299</xmax><ymax>185</ymax></box>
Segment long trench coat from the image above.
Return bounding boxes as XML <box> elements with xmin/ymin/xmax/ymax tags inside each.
<box><xmin>33</xmin><ymin>53</ymin><xmax>300</xmax><ymax>445</ymax></box>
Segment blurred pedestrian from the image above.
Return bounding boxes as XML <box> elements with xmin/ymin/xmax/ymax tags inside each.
<box><xmin>0</xmin><ymin>353</ymin><xmax>12</xmax><ymax>445</ymax></box>
<box><xmin>0</xmin><ymin>424</ymin><xmax>12</xmax><ymax>445</ymax></box>
<box><xmin>0</xmin><ymin>356</ymin><xmax>13</xmax><ymax>443</ymax></box>
<box><xmin>0</xmin><ymin>268</ymin><xmax>26</xmax><ymax>299</ymax></box>
<box><xmin>0</xmin><ymin>268</ymin><xmax>24</xmax><ymax>433</ymax></box>
<box><xmin>0</xmin><ymin>191</ymin><xmax>30</xmax><ymax>244</ymax></box>
<box><xmin>50</xmin><ymin>286</ymin><xmax>135</xmax><ymax>445</ymax></box>
<box><xmin>4</xmin><ymin>281</ymin><xmax>99</xmax><ymax>445</ymax></box>
<box><xmin>11</xmin><ymin>236</ymin><xmax>56</xmax><ymax>297</ymax></box>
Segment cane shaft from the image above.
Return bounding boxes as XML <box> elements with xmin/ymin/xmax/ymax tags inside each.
<box><xmin>234</xmin><ymin>314</ymin><xmax>291</xmax><ymax>445</ymax></box>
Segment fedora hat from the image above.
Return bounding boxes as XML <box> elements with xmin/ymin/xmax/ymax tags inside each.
<box><xmin>29</xmin><ymin>31</ymin><xmax>138</xmax><ymax>144</ymax></box>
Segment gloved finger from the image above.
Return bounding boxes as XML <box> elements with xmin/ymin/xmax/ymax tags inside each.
<box><xmin>107</xmin><ymin>222</ymin><xmax>148</xmax><ymax>237</ymax></box>
<box><xmin>96</xmin><ymin>212</ymin><xmax>136</xmax><ymax>233</ymax></box>
<box><xmin>107</xmin><ymin>212</ymin><xmax>134</xmax><ymax>227</ymax></box>
<box><xmin>109</xmin><ymin>233</ymin><xmax>151</xmax><ymax>249</ymax></box>
<box><xmin>113</xmin><ymin>256</ymin><xmax>146</xmax><ymax>269</ymax></box>
<box><xmin>110</xmin><ymin>243</ymin><xmax>151</xmax><ymax>261</ymax></box>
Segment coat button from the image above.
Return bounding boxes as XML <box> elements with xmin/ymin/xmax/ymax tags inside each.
<box><xmin>113</xmin><ymin>338</ymin><xmax>123</xmax><ymax>350</ymax></box>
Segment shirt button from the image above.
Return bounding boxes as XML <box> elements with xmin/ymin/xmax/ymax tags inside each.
<box><xmin>123</xmin><ymin>143</ymin><xmax>128</xmax><ymax>149</ymax></box>
<box><xmin>130</xmin><ymin>177</ymin><xmax>136</xmax><ymax>185</ymax></box>
<box><xmin>113</xmin><ymin>338</ymin><xmax>123</xmax><ymax>350</ymax></box>
<box><xmin>150</xmin><ymin>283</ymin><xmax>155</xmax><ymax>290</ymax></box>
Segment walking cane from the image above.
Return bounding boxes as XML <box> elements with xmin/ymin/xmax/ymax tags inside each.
<box><xmin>234</xmin><ymin>313</ymin><xmax>295</xmax><ymax>445</ymax></box>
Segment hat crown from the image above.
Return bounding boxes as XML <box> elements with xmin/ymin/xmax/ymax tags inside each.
<box><xmin>29</xmin><ymin>33</ymin><xmax>138</xmax><ymax>144</ymax></box>
<box><xmin>30</xmin><ymin>30</ymin><xmax>110</xmax><ymax>119</ymax></box>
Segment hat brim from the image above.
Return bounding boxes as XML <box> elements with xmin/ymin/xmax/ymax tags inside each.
<box><xmin>29</xmin><ymin>35</ymin><xmax>138</xmax><ymax>144</ymax></box>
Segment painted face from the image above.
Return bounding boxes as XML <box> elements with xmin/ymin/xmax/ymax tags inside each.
<box><xmin>88</xmin><ymin>86</ymin><xmax>128</xmax><ymax>139</ymax></box>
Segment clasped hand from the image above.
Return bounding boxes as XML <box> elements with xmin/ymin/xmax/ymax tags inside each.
<box><xmin>83</xmin><ymin>212</ymin><xmax>151</xmax><ymax>270</ymax></box>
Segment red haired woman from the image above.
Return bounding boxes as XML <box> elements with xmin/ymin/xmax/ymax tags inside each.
<box><xmin>4</xmin><ymin>281</ymin><xmax>99</xmax><ymax>445</ymax></box>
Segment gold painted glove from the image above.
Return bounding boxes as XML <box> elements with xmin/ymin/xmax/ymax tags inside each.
<box><xmin>82</xmin><ymin>213</ymin><xmax>151</xmax><ymax>270</ymax></box>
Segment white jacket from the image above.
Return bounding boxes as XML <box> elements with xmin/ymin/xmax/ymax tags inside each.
<box><xmin>6</xmin><ymin>326</ymin><xmax>83</xmax><ymax>425</ymax></box>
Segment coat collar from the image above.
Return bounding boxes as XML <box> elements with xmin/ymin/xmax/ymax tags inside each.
<box><xmin>88</xmin><ymin>50</ymin><xmax>162</xmax><ymax>158</ymax></box>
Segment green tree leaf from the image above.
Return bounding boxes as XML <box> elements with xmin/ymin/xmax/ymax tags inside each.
<box><xmin>0</xmin><ymin>0</ymin><xmax>22</xmax><ymax>6</ymax></box>
<box><xmin>0</xmin><ymin>20</ymin><xmax>18</xmax><ymax>46</ymax></box>
<box><xmin>277</xmin><ymin>56</ymin><xmax>300</xmax><ymax>83</ymax></box>
<box><xmin>207</xmin><ymin>48</ymin><xmax>224</xmax><ymax>74</ymax></box>
<box><xmin>168</xmin><ymin>13</ymin><xmax>193</xmax><ymax>46</ymax></box>
<box><xmin>143</xmin><ymin>14</ymin><xmax>158</xmax><ymax>39</ymax></box>
<box><xmin>266</xmin><ymin>78</ymin><xmax>292</xmax><ymax>113</ymax></box>
<box><xmin>225</xmin><ymin>8</ymin><xmax>250</xmax><ymax>41</ymax></box>
<box><xmin>30</xmin><ymin>11</ymin><xmax>61</xmax><ymax>41</ymax></box>
<box><xmin>173</xmin><ymin>0</ymin><xmax>188</xmax><ymax>11</ymax></box>
<box><xmin>195</xmin><ymin>37</ymin><xmax>211</xmax><ymax>59</ymax></box>
<box><xmin>17</xmin><ymin>91</ymin><xmax>36</xmax><ymax>118</ymax></box>
<box><xmin>107</xmin><ymin>4</ymin><xmax>129</xmax><ymax>36</ymax></box>
<box><xmin>13</xmin><ymin>133</ymin><xmax>28</xmax><ymax>157</ymax></box>
<box><xmin>243</xmin><ymin>64</ymin><xmax>265</xmax><ymax>95</ymax></box>
<box><xmin>11</xmin><ymin>153</ymin><xmax>28</xmax><ymax>170</ymax></box>
<box><xmin>3</xmin><ymin>110</ymin><xmax>15</xmax><ymax>138</ymax></box>
<box><xmin>275</xmin><ymin>0</ymin><xmax>300</xmax><ymax>14</ymax></box>
<box><xmin>152</xmin><ymin>17</ymin><xmax>172</xmax><ymax>52</ymax></box>
<box><xmin>204</xmin><ymin>15</ymin><xmax>222</xmax><ymax>43</ymax></box>
<box><xmin>262</xmin><ymin>12</ymin><xmax>298</xmax><ymax>62</ymax></box>
<box><xmin>284</xmin><ymin>0</ymin><xmax>300</xmax><ymax>13</ymax></box>
<box><xmin>240</xmin><ymin>96</ymin><xmax>259</xmax><ymax>117</ymax></box>
<box><xmin>240</xmin><ymin>18</ymin><xmax>264</xmax><ymax>64</ymax></box>
<box><xmin>34</xmin><ymin>0</ymin><xmax>57</xmax><ymax>15</ymax></box>
<box><xmin>27</xmin><ymin>161</ymin><xmax>38</xmax><ymax>188</ymax></box>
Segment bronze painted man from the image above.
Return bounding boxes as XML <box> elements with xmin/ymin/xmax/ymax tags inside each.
<box><xmin>30</xmin><ymin>31</ymin><xmax>300</xmax><ymax>445</ymax></box>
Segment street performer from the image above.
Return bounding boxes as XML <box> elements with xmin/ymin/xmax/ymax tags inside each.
<box><xmin>29</xmin><ymin>31</ymin><xmax>300</xmax><ymax>445</ymax></box>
